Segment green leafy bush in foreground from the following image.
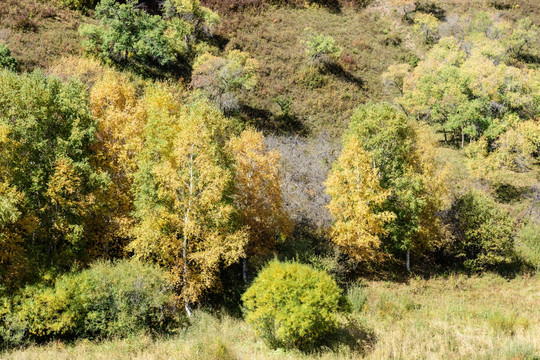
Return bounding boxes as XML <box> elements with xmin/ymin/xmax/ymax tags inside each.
<box><xmin>0</xmin><ymin>260</ymin><xmax>181</xmax><ymax>347</ymax></box>
<box><xmin>242</xmin><ymin>260</ymin><xmax>342</xmax><ymax>350</ymax></box>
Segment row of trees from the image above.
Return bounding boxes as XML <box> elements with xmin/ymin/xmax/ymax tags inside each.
<box><xmin>0</xmin><ymin>58</ymin><xmax>528</xmax><ymax>305</ymax></box>
<box><xmin>0</xmin><ymin>69</ymin><xmax>289</xmax><ymax>312</ymax></box>
<box><xmin>1</xmin><ymin>4</ymin><xmax>537</xmax><ymax>316</ymax></box>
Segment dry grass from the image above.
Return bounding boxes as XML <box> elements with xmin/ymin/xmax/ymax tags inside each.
<box><xmin>3</xmin><ymin>274</ymin><xmax>539</xmax><ymax>359</ymax></box>
<box><xmin>221</xmin><ymin>5</ymin><xmax>416</xmax><ymax>135</ymax></box>
<box><xmin>0</xmin><ymin>0</ymin><xmax>89</xmax><ymax>71</ymax></box>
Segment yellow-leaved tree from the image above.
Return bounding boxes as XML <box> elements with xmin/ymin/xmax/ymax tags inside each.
<box><xmin>129</xmin><ymin>85</ymin><xmax>247</xmax><ymax>316</ymax></box>
<box><xmin>325</xmin><ymin>136</ymin><xmax>395</xmax><ymax>262</ymax></box>
<box><xmin>85</xmin><ymin>71</ymin><xmax>146</xmax><ymax>259</ymax></box>
<box><xmin>327</xmin><ymin>103</ymin><xmax>449</xmax><ymax>271</ymax></box>
<box><xmin>228</xmin><ymin>129</ymin><xmax>292</xmax><ymax>282</ymax></box>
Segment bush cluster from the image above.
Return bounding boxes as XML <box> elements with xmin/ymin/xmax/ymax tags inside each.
<box><xmin>0</xmin><ymin>260</ymin><xmax>181</xmax><ymax>347</ymax></box>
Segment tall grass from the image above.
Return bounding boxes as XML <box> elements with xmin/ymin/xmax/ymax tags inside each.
<box><xmin>3</xmin><ymin>274</ymin><xmax>539</xmax><ymax>359</ymax></box>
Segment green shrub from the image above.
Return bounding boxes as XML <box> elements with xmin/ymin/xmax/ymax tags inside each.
<box><xmin>304</xmin><ymin>30</ymin><xmax>341</xmax><ymax>68</ymax></box>
<box><xmin>297</xmin><ymin>66</ymin><xmax>328</xmax><ymax>89</ymax></box>
<box><xmin>242</xmin><ymin>260</ymin><xmax>342</xmax><ymax>350</ymax></box>
<box><xmin>0</xmin><ymin>44</ymin><xmax>18</xmax><ymax>71</ymax></box>
<box><xmin>447</xmin><ymin>191</ymin><xmax>516</xmax><ymax>272</ymax></box>
<box><xmin>0</xmin><ymin>260</ymin><xmax>181</xmax><ymax>347</ymax></box>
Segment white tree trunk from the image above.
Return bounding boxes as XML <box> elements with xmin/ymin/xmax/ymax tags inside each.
<box><xmin>182</xmin><ymin>150</ymin><xmax>195</xmax><ymax>317</ymax></box>
<box><xmin>406</xmin><ymin>248</ymin><xmax>411</xmax><ymax>272</ymax></box>
<box><xmin>185</xmin><ymin>298</ymin><xmax>192</xmax><ymax>317</ymax></box>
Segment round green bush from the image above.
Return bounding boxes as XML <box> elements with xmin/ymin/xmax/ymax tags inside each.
<box><xmin>242</xmin><ymin>260</ymin><xmax>342</xmax><ymax>350</ymax></box>
<box><xmin>0</xmin><ymin>260</ymin><xmax>181</xmax><ymax>346</ymax></box>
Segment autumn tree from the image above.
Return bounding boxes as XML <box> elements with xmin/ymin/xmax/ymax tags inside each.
<box><xmin>325</xmin><ymin>136</ymin><xmax>394</xmax><ymax>263</ymax></box>
<box><xmin>0</xmin><ymin>176</ymin><xmax>28</xmax><ymax>291</ymax></box>
<box><xmin>129</xmin><ymin>86</ymin><xmax>247</xmax><ymax>316</ymax></box>
<box><xmin>228</xmin><ymin>129</ymin><xmax>292</xmax><ymax>282</ymax></box>
<box><xmin>304</xmin><ymin>30</ymin><xmax>341</xmax><ymax>69</ymax></box>
<box><xmin>381</xmin><ymin>63</ymin><xmax>410</xmax><ymax>97</ymax></box>
<box><xmin>84</xmin><ymin>71</ymin><xmax>146</xmax><ymax>258</ymax></box>
<box><xmin>163</xmin><ymin>0</ymin><xmax>220</xmax><ymax>55</ymax></box>
<box><xmin>0</xmin><ymin>70</ymin><xmax>102</xmax><ymax>279</ymax></box>
<box><xmin>328</xmin><ymin>103</ymin><xmax>447</xmax><ymax>270</ymax></box>
<box><xmin>413</xmin><ymin>13</ymin><xmax>440</xmax><ymax>44</ymax></box>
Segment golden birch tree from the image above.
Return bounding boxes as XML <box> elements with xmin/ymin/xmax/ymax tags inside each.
<box><xmin>228</xmin><ymin>129</ymin><xmax>292</xmax><ymax>281</ymax></box>
<box><xmin>85</xmin><ymin>71</ymin><xmax>146</xmax><ymax>259</ymax></box>
<box><xmin>325</xmin><ymin>136</ymin><xmax>394</xmax><ymax>262</ymax></box>
<box><xmin>129</xmin><ymin>86</ymin><xmax>247</xmax><ymax>316</ymax></box>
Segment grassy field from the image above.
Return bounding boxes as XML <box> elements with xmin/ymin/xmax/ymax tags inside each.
<box><xmin>3</xmin><ymin>274</ymin><xmax>539</xmax><ymax>360</ymax></box>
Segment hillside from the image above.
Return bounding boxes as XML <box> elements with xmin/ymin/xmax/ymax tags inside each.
<box><xmin>0</xmin><ymin>0</ymin><xmax>539</xmax><ymax>358</ymax></box>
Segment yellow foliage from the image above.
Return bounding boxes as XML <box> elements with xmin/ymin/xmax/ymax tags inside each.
<box><xmin>325</xmin><ymin>136</ymin><xmax>395</xmax><ymax>262</ymax></box>
<box><xmin>130</xmin><ymin>88</ymin><xmax>247</xmax><ymax>310</ymax></box>
<box><xmin>47</xmin><ymin>56</ymin><xmax>107</xmax><ymax>86</ymax></box>
<box><xmin>0</xmin><ymin>182</ymin><xmax>28</xmax><ymax>288</ymax></box>
<box><xmin>85</xmin><ymin>71</ymin><xmax>147</xmax><ymax>258</ymax></box>
<box><xmin>408</xmin><ymin>123</ymin><xmax>450</xmax><ymax>248</ymax></box>
<box><xmin>228</xmin><ymin>129</ymin><xmax>292</xmax><ymax>259</ymax></box>
<box><xmin>492</xmin><ymin>120</ymin><xmax>540</xmax><ymax>172</ymax></box>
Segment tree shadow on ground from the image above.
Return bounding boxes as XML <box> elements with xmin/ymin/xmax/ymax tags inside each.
<box><xmin>240</xmin><ymin>104</ymin><xmax>306</xmax><ymax>135</ymax></box>
<box><xmin>517</xmin><ymin>52</ymin><xmax>540</xmax><ymax>65</ymax></box>
<box><xmin>310</xmin><ymin>0</ymin><xmax>342</xmax><ymax>14</ymax></box>
<box><xmin>414</xmin><ymin>0</ymin><xmax>446</xmax><ymax>20</ymax></box>
<box><xmin>322</xmin><ymin>63</ymin><xmax>366</xmax><ymax>90</ymax></box>
<box><xmin>318</xmin><ymin>318</ymin><xmax>377</xmax><ymax>356</ymax></box>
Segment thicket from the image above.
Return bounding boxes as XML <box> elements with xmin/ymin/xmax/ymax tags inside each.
<box><xmin>446</xmin><ymin>191</ymin><xmax>517</xmax><ymax>272</ymax></box>
<box><xmin>0</xmin><ymin>260</ymin><xmax>180</xmax><ymax>347</ymax></box>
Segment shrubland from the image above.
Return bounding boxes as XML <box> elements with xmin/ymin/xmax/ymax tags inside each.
<box><xmin>0</xmin><ymin>0</ymin><xmax>539</xmax><ymax>357</ymax></box>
